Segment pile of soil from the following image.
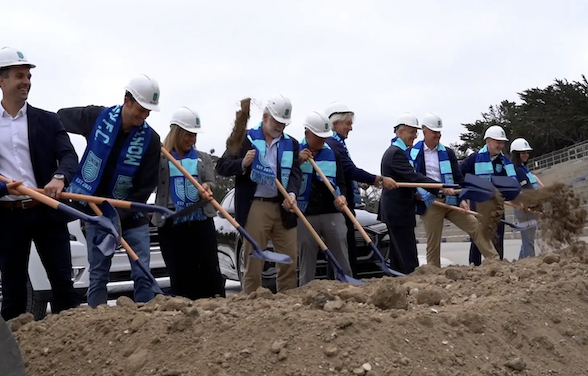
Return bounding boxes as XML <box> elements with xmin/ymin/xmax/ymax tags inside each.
<box><xmin>511</xmin><ymin>183</ymin><xmax>588</xmax><ymax>248</ymax></box>
<box><xmin>9</xmin><ymin>242</ymin><xmax>588</xmax><ymax>376</ymax></box>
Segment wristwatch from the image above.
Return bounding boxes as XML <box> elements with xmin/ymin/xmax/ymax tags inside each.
<box><xmin>53</xmin><ymin>174</ymin><xmax>65</xmax><ymax>181</ymax></box>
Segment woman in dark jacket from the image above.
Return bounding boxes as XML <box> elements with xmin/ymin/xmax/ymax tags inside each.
<box><xmin>510</xmin><ymin>137</ymin><xmax>541</xmax><ymax>259</ymax></box>
<box><xmin>152</xmin><ymin>106</ymin><xmax>225</xmax><ymax>300</ymax></box>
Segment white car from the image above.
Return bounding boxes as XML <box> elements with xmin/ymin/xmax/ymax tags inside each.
<box><xmin>0</xmin><ymin>193</ymin><xmax>170</xmax><ymax>319</ymax></box>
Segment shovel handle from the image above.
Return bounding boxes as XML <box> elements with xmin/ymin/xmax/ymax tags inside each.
<box><xmin>0</xmin><ymin>175</ymin><xmax>63</xmax><ymax>210</ymax></box>
<box><xmin>275</xmin><ymin>178</ymin><xmax>328</xmax><ymax>251</ymax></box>
<box><xmin>88</xmin><ymin>202</ymin><xmax>138</xmax><ymax>262</ymax></box>
<box><xmin>32</xmin><ymin>188</ymin><xmax>133</xmax><ymax>210</ymax></box>
<box><xmin>160</xmin><ymin>147</ymin><xmax>238</xmax><ymax>228</ymax></box>
<box><xmin>432</xmin><ymin>200</ymin><xmax>480</xmax><ymax>217</ymax></box>
<box><xmin>396</xmin><ymin>182</ymin><xmax>459</xmax><ymax>189</ymax></box>
<box><xmin>308</xmin><ymin>159</ymin><xmax>373</xmax><ymax>244</ymax></box>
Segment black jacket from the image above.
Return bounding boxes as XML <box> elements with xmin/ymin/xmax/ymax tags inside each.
<box><xmin>2</xmin><ymin>104</ymin><xmax>79</xmax><ymax>222</ymax></box>
<box><xmin>57</xmin><ymin>105</ymin><xmax>160</xmax><ymax>228</ymax></box>
<box><xmin>378</xmin><ymin>144</ymin><xmax>439</xmax><ymax>227</ymax></box>
<box><xmin>215</xmin><ymin>135</ymin><xmax>302</xmax><ymax>229</ymax></box>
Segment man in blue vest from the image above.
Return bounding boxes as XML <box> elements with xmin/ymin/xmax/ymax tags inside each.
<box><xmin>296</xmin><ymin>111</ymin><xmax>350</xmax><ymax>285</ymax></box>
<box><xmin>411</xmin><ymin>113</ymin><xmax>498</xmax><ymax>267</ymax></box>
<box><xmin>460</xmin><ymin>125</ymin><xmax>519</xmax><ymax>265</ymax></box>
<box><xmin>57</xmin><ymin>74</ymin><xmax>162</xmax><ymax>307</ymax></box>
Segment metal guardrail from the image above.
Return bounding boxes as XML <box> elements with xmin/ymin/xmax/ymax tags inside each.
<box><xmin>528</xmin><ymin>139</ymin><xmax>588</xmax><ymax>171</ymax></box>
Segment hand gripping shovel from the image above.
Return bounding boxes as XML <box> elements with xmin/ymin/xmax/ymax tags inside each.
<box><xmin>0</xmin><ymin>176</ymin><xmax>121</xmax><ymax>254</ymax></box>
<box><xmin>432</xmin><ymin>201</ymin><xmax>538</xmax><ymax>231</ymax></box>
<box><xmin>160</xmin><ymin>147</ymin><xmax>292</xmax><ymax>265</ymax></box>
<box><xmin>308</xmin><ymin>159</ymin><xmax>405</xmax><ymax>277</ymax></box>
<box><xmin>33</xmin><ymin>189</ymin><xmax>210</xmax><ymax>225</ymax></box>
<box><xmin>87</xmin><ymin>202</ymin><xmax>164</xmax><ymax>295</ymax></box>
<box><xmin>0</xmin><ymin>316</ymin><xmax>25</xmax><ymax>376</ymax></box>
<box><xmin>274</xmin><ymin>178</ymin><xmax>364</xmax><ymax>285</ymax></box>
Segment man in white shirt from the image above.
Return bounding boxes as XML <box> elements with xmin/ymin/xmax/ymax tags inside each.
<box><xmin>0</xmin><ymin>47</ymin><xmax>80</xmax><ymax>320</ymax></box>
<box><xmin>410</xmin><ymin>113</ymin><xmax>498</xmax><ymax>267</ymax></box>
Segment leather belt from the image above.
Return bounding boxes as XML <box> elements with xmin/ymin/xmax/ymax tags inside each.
<box><xmin>252</xmin><ymin>196</ymin><xmax>282</xmax><ymax>203</ymax></box>
<box><xmin>0</xmin><ymin>199</ymin><xmax>41</xmax><ymax>210</ymax></box>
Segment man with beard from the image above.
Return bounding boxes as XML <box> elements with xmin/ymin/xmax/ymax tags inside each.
<box><xmin>0</xmin><ymin>47</ymin><xmax>80</xmax><ymax>320</ymax></box>
<box><xmin>216</xmin><ymin>94</ymin><xmax>302</xmax><ymax>294</ymax></box>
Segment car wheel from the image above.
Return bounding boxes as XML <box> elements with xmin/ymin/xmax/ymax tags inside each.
<box><xmin>0</xmin><ymin>277</ymin><xmax>47</xmax><ymax>321</ymax></box>
<box><xmin>237</xmin><ymin>242</ymin><xmax>277</xmax><ymax>293</ymax></box>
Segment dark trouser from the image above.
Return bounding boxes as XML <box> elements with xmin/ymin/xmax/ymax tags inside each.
<box><xmin>158</xmin><ymin>217</ymin><xmax>226</xmax><ymax>300</ymax></box>
<box><xmin>386</xmin><ymin>224</ymin><xmax>418</xmax><ymax>275</ymax></box>
<box><xmin>0</xmin><ymin>206</ymin><xmax>79</xmax><ymax>321</ymax></box>
<box><xmin>468</xmin><ymin>201</ymin><xmax>505</xmax><ymax>266</ymax></box>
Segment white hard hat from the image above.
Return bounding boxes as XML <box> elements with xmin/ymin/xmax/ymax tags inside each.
<box><xmin>303</xmin><ymin>111</ymin><xmax>332</xmax><ymax>138</ymax></box>
<box><xmin>0</xmin><ymin>47</ymin><xmax>36</xmax><ymax>69</ymax></box>
<box><xmin>421</xmin><ymin>112</ymin><xmax>443</xmax><ymax>131</ymax></box>
<box><xmin>265</xmin><ymin>94</ymin><xmax>292</xmax><ymax>125</ymax></box>
<box><xmin>170</xmin><ymin>106</ymin><xmax>202</xmax><ymax>134</ymax></box>
<box><xmin>325</xmin><ymin>101</ymin><xmax>354</xmax><ymax>119</ymax></box>
<box><xmin>510</xmin><ymin>137</ymin><xmax>532</xmax><ymax>153</ymax></box>
<box><xmin>395</xmin><ymin>113</ymin><xmax>421</xmax><ymax>129</ymax></box>
<box><xmin>124</xmin><ymin>74</ymin><xmax>161</xmax><ymax>111</ymax></box>
<box><xmin>484</xmin><ymin>125</ymin><xmax>508</xmax><ymax>141</ymax></box>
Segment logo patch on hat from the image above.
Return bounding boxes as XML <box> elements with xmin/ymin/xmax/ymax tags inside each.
<box><xmin>284</xmin><ymin>108</ymin><xmax>290</xmax><ymax>116</ymax></box>
<box><xmin>324</xmin><ymin>123</ymin><xmax>329</xmax><ymax>130</ymax></box>
<box><xmin>152</xmin><ymin>93</ymin><xmax>159</xmax><ymax>102</ymax></box>
<box><xmin>196</xmin><ymin>118</ymin><xmax>201</xmax><ymax>126</ymax></box>
<box><xmin>17</xmin><ymin>52</ymin><xmax>24</xmax><ymax>59</ymax></box>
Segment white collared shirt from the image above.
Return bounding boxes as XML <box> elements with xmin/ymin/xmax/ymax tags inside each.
<box><xmin>0</xmin><ymin>102</ymin><xmax>37</xmax><ymax>201</ymax></box>
<box><xmin>423</xmin><ymin>142</ymin><xmax>442</xmax><ymax>182</ymax></box>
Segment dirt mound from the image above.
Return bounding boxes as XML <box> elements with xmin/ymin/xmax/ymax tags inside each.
<box><xmin>511</xmin><ymin>183</ymin><xmax>587</xmax><ymax>249</ymax></box>
<box><xmin>9</xmin><ymin>243</ymin><xmax>588</xmax><ymax>376</ymax></box>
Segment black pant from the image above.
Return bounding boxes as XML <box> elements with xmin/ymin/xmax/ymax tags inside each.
<box><xmin>468</xmin><ymin>201</ymin><xmax>505</xmax><ymax>266</ymax></box>
<box><xmin>158</xmin><ymin>217</ymin><xmax>225</xmax><ymax>300</ymax></box>
<box><xmin>0</xmin><ymin>206</ymin><xmax>79</xmax><ymax>321</ymax></box>
<box><xmin>386</xmin><ymin>224</ymin><xmax>418</xmax><ymax>275</ymax></box>
<box><xmin>325</xmin><ymin>208</ymin><xmax>358</xmax><ymax>280</ymax></box>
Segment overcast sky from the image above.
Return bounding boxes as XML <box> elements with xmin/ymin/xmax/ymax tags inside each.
<box><xmin>3</xmin><ymin>0</ymin><xmax>587</xmax><ymax>175</ymax></box>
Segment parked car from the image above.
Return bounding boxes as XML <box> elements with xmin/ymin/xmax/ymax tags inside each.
<box><xmin>0</xmin><ymin>194</ymin><xmax>170</xmax><ymax>320</ymax></box>
<box><xmin>215</xmin><ymin>188</ymin><xmax>397</xmax><ymax>291</ymax></box>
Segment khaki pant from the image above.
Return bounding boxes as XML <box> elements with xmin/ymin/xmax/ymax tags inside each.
<box><xmin>421</xmin><ymin>200</ymin><xmax>498</xmax><ymax>267</ymax></box>
<box><xmin>242</xmin><ymin>200</ymin><xmax>298</xmax><ymax>294</ymax></box>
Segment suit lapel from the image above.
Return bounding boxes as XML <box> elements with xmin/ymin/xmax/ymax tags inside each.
<box><xmin>26</xmin><ymin>104</ymin><xmax>40</xmax><ymax>182</ymax></box>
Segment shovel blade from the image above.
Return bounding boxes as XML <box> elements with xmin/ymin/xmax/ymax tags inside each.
<box><xmin>251</xmin><ymin>249</ymin><xmax>293</xmax><ymax>264</ymax></box>
<box><xmin>506</xmin><ymin>219</ymin><xmax>538</xmax><ymax>232</ymax></box>
<box><xmin>368</xmin><ymin>243</ymin><xmax>405</xmax><ymax>277</ymax></box>
<box><xmin>0</xmin><ymin>316</ymin><xmax>26</xmax><ymax>376</ymax></box>
<box><xmin>491</xmin><ymin>176</ymin><xmax>522</xmax><ymax>200</ymax></box>
<box><xmin>91</xmin><ymin>201</ymin><xmax>122</xmax><ymax>256</ymax></box>
<box><xmin>459</xmin><ymin>187</ymin><xmax>495</xmax><ymax>202</ymax></box>
<box><xmin>462</xmin><ymin>173</ymin><xmax>495</xmax><ymax>191</ymax></box>
<box><xmin>324</xmin><ymin>248</ymin><xmax>365</xmax><ymax>285</ymax></box>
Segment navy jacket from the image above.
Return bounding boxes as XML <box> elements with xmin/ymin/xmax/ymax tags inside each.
<box><xmin>325</xmin><ymin>134</ymin><xmax>376</xmax><ymax>211</ymax></box>
<box><xmin>378</xmin><ymin>144</ymin><xmax>439</xmax><ymax>227</ymax></box>
<box><xmin>459</xmin><ymin>151</ymin><xmax>510</xmax><ymax>178</ymax></box>
<box><xmin>215</xmin><ymin>135</ymin><xmax>303</xmax><ymax>229</ymax></box>
<box><xmin>0</xmin><ymin>105</ymin><xmax>79</xmax><ymax>221</ymax></box>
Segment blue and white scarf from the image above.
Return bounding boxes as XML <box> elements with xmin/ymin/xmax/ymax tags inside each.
<box><xmin>410</xmin><ymin>141</ymin><xmax>457</xmax><ymax>206</ymax></box>
<box><xmin>297</xmin><ymin>139</ymin><xmax>340</xmax><ymax>213</ymax></box>
<box><xmin>68</xmin><ymin>105</ymin><xmax>152</xmax><ymax>201</ymax></box>
<box><xmin>474</xmin><ymin>145</ymin><xmax>517</xmax><ymax>181</ymax></box>
<box><xmin>246</xmin><ymin>122</ymin><xmax>294</xmax><ymax>189</ymax></box>
<box><xmin>169</xmin><ymin>148</ymin><xmax>207</xmax><ymax>225</ymax></box>
<box><xmin>330</xmin><ymin>132</ymin><xmax>361</xmax><ymax>206</ymax></box>
<box><xmin>519</xmin><ymin>164</ymin><xmax>540</xmax><ymax>189</ymax></box>
<box><xmin>391</xmin><ymin>136</ymin><xmax>434</xmax><ymax>209</ymax></box>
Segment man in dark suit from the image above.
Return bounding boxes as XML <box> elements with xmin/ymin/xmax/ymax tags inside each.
<box><xmin>410</xmin><ymin>113</ymin><xmax>498</xmax><ymax>268</ymax></box>
<box><xmin>0</xmin><ymin>47</ymin><xmax>80</xmax><ymax>321</ymax></box>
<box><xmin>57</xmin><ymin>74</ymin><xmax>161</xmax><ymax>308</ymax></box>
<box><xmin>378</xmin><ymin>113</ymin><xmax>446</xmax><ymax>275</ymax></box>
<box><xmin>216</xmin><ymin>94</ymin><xmax>302</xmax><ymax>294</ymax></box>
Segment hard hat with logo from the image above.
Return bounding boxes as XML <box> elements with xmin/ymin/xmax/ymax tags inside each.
<box><xmin>170</xmin><ymin>106</ymin><xmax>202</xmax><ymax>134</ymax></box>
<box><xmin>510</xmin><ymin>137</ymin><xmax>533</xmax><ymax>153</ymax></box>
<box><xmin>0</xmin><ymin>47</ymin><xmax>36</xmax><ymax>69</ymax></box>
<box><xmin>124</xmin><ymin>74</ymin><xmax>161</xmax><ymax>111</ymax></box>
<box><xmin>484</xmin><ymin>125</ymin><xmax>508</xmax><ymax>141</ymax></box>
<box><xmin>324</xmin><ymin>101</ymin><xmax>354</xmax><ymax>119</ymax></box>
<box><xmin>303</xmin><ymin>111</ymin><xmax>332</xmax><ymax>138</ymax></box>
<box><xmin>265</xmin><ymin>94</ymin><xmax>292</xmax><ymax>125</ymax></box>
<box><xmin>395</xmin><ymin>113</ymin><xmax>421</xmax><ymax>129</ymax></box>
<box><xmin>421</xmin><ymin>112</ymin><xmax>443</xmax><ymax>131</ymax></box>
